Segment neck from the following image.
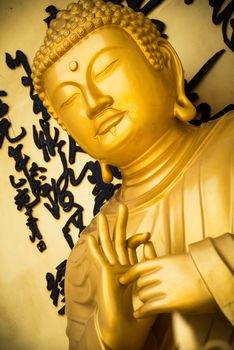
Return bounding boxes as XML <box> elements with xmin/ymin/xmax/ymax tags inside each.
<box><xmin>118</xmin><ymin>120</ymin><xmax>206</xmax><ymax>206</ymax></box>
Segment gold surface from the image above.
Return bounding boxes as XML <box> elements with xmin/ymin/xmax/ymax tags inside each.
<box><xmin>1</xmin><ymin>0</ymin><xmax>234</xmax><ymax>349</ymax></box>
<box><xmin>32</xmin><ymin>1</ymin><xmax>234</xmax><ymax>349</ymax></box>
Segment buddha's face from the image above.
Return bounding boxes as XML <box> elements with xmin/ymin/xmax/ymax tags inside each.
<box><xmin>43</xmin><ymin>26</ymin><xmax>176</xmax><ymax>167</ymax></box>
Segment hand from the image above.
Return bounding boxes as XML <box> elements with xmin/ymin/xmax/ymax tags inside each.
<box><xmin>120</xmin><ymin>253</ymin><xmax>217</xmax><ymax>318</ymax></box>
<box><xmin>86</xmin><ymin>204</ymin><xmax>155</xmax><ymax>350</ymax></box>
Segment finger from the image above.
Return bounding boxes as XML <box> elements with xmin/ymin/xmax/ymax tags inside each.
<box><xmin>127</xmin><ymin>232</ymin><xmax>151</xmax><ymax>265</ymax></box>
<box><xmin>120</xmin><ymin>259</ymin><xmax>160</xmax><ymax>285</ymax></box>
<box><xmin>98</xmin><ymin>213</ymin><xmax>118</xmax><ymax>265</ymax></box>
<box><xmin>133</xmin><ymin>295</ymin><xmax>167</xmax><ymax>319</ymax></box>
<box><xmin>137</xmin><ymin>271</ymin><xmax>160</xmax><ymax>288</ymax></box>
<box><xmin>128</xmin><ymin>247</ymin><xmax>138</xmax><ymax>265</ymax></box>
<box><xmin>113</xmin><ymin>204</ymin><xmax>129</xmax><ymax>265</ymax></box>
<box><xmin>138</xmin><ymin>283</ymin><xmax>163</xmax><ymax>302</ymax></box>
<box><xmin>127</xmin><ymin>232</ymin><xmax>151</xmax><ymax>249</ymax></box>
<box><xmin>87</xmin><ymin>235</ymin><xmax>108</xmax><ymax>268</ymax></box>
<box><xmin>144</xmin><ymin>242</ymin><xmax>157</xmax><ymax>260</ymax></box>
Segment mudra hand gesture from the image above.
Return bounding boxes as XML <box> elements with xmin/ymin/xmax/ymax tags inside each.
<box><xmin>86</xmin><ymin>204</ymin><xmax>156</xmax><ymax>350</ymax></box>
<box><xmin>120</xmin><ymin>252</ymin><xmax>216</xmax><ymax>318</ymax></box>
<box><xmin>87</xmin><ymin>203</ymin><xmax>216</xmax><ymax>350</ymax></box>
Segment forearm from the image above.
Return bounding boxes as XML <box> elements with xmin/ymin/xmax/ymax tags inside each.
<box><xmin>189</xmin><ymin>233</ymin><xmax>234</xmax><ymax>324</ymax></box>
<box><xmin>69</xmin><ymin>314</ymin><xmax>154</xmax><ymax>350</ymax></box>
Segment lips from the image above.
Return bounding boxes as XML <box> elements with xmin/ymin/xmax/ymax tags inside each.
<box><xmin>94</xmin><ymin>108</ymin><xmax>125</xmax><ymax>136</ymax></box>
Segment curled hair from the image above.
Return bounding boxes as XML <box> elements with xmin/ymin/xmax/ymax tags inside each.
<box><xmin>32</xmin><ymin>0</ymin><xmax>163</xmax><ymax>128</ymax></box>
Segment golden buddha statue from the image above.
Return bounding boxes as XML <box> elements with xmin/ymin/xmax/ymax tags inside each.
<box><xmin>32</xmin><ymin>1</ymin><xmax>234</xmax><ymax>349</ymax></box>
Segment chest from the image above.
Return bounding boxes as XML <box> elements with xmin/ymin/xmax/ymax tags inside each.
<box><xmin>105</xmin><ymin>155</ymin><xmax>233</xmax><ymax>257</ymax></box>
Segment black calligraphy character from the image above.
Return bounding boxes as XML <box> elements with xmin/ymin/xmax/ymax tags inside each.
<box><xmin>0</xmin><ymin>119</ymin><xmax>26</xmax><ymax>148</ymax></box>
<box><xmin>46</xmin><ymin>260</ymin><xmax>67</xmax><ymax>314</ymax></box>
<box><xmin>0</xmin><ymin>90</ymin><xmax>9</xmax><ymax>118</ymax></box>
<box><xmin>33</xmin><ymin>120</ymin><xmax>60</xmax><ymax>162</ymax></box>
<box><xmin>209</xmin><ymin>0</ymin><xmax>234</xmax><ymax>52</ymax></box>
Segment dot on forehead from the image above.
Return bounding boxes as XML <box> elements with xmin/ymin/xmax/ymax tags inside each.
<box><xmin>69</xmin><ymin>60</ymin><xmax>79</xmax><ymax>72</ymax></box>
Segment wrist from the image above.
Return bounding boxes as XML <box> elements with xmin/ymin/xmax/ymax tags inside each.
<box><xmin>94</xmin><ymin>308</ymin><xmax>110</xmax><ymax>350</ymax></box>
<box><xmin>95</xmin><ymin>309</ymin><xmax>144</xmax><ymax>350</ymax></box>
<box><xmin>187</xmin><ymin>252</ymin><xmax>218</xmax><ymax>313</ymax></box>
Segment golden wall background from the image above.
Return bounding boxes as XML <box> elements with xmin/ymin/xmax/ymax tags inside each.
<box><xmin>0</xmin><ymin>0</ymin><xmax>233</xmax><ymax>349</ymax></box>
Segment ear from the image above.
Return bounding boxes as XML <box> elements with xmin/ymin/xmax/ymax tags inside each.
<box><xmin>99</xmin><ymin>162</ymin><xmax>113</xmax><ymax>183</ymax></box>
<box><xmin>158</xmin><ymin>38</ymin><xmax>196</xmax><ymax>122</ymax></box>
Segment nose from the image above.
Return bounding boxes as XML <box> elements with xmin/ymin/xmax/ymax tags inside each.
<box><xmin>86</xmin><ymin>94</ymin><xmax>114</xmax><ymax>119</ymax></box>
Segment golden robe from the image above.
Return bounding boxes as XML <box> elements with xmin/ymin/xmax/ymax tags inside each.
<box><xmin>66</xmin><ymin>113</ymin><xmax>234</xmax><ymax>349</ymax></box>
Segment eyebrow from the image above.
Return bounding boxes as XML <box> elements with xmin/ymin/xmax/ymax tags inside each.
<box><xmin>93</xmin><ymin>46</ymin><xmax>122</xmax><ymax>59</ymax></box>
<box><xmin>60</xmin><ymin>92</ymin><xmax>80</xmax><ymax>110</ymax></box>
<box><xmin>89</xmin><ymin>46</ymin><xmax>122</xmax><ymax>69</ymax></box>
<box><xmin>52</xmin><ymin>82</ymin><xmax>80</xmax><ymax>101</ymax></box>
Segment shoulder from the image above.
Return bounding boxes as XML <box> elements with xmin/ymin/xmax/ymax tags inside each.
<box><xmin>190</xmin><ymin>112</ymin><xmax>234</xmax><ymax>183</ymax></box>
<box><xmin>188</xmin><ymin>112</ymin><xmax>234</xmax><ymax>237</ymax></box>
<box><xmin>196</xmin><ymin>112</ymin><xmax>234</xmax><ymax>164</ymax></box>
<box><xmin>208</xmin><ymin>111</ymin><xmax>234</xmax><ymax>143</ymax></box>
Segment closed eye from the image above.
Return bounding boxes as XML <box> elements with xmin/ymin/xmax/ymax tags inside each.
<box><xmin>95</xmin><ymin>59</ymin><xmax>119</xmax><ymax>81</ymax></box>
<box><xmin>60</xmin><ymin>92</ymin><xmax>80</xmax><ymax>110</ymax></box>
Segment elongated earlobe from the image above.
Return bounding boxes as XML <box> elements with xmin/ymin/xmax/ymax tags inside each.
<box><xmin>100</xmin><ymin>162</ymin><xmax>113</xmax><ymax>183</ymax></box>
<box><xmin>159</xmin><ymin>39</ymin><xmax>196</xmax><ymax>122</ymax></box>
<box><xmin>174</xmin><ymin>95</ymin><xmax>196</xmax><ymax>122</ymax></box>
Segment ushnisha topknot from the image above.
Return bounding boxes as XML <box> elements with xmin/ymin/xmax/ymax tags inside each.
<box><xmin>31</xmin><ymin>0</ymin><xmax>164</xmax><ymax>126</ymax></box>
